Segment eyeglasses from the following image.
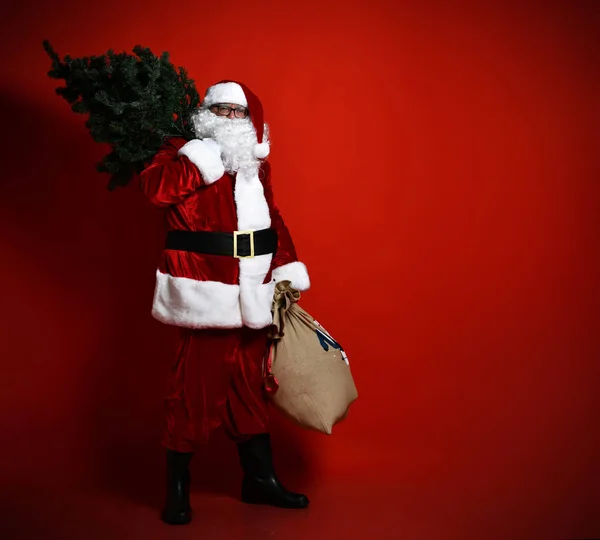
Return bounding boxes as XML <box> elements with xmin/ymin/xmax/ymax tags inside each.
<box><xmin>210</xmin><ymin>104</ymin><xmax>249</xmax><ymax>118</ymax></box>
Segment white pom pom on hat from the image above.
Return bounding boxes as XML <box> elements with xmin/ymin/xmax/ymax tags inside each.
<box><xmin>254</xmin><ymin>142</ymin><xmax>270</xmax><ymax>159</ymax></box>
<box><xmin>202</xmin><ymin>80</ymin><xmax>270</xmax><ymax>159</ymax></box>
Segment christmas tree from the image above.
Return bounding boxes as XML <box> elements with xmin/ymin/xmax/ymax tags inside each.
<box><xmin>43</xmin><ymin>40</ymin><xmax>200</xmax><ymax>190</ymax></box>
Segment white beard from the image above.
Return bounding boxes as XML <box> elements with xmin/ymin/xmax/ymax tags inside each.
<box><xmin>191</xmin><ymin>108</ymin><xmax>267</xmax><ymax>176</ymax></box>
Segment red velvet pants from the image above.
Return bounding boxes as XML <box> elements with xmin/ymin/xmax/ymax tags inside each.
<box><xmin>161</xmin><ymin>326</ymin><xmax>271</xmax><ymax>452</ymax></box>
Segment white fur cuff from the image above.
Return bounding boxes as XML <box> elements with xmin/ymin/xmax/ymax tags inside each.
<box><xmin>177</xmin><ymin>139</ymin><xmax>225</xmax><ymax>184</ymax></box>
<box><xmin>272</xmin><ymin>261</ymin><xmax>310</xmax><ymax>291</ymax></box>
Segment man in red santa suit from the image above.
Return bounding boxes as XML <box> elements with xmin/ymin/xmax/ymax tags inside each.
<box><xmin>139</xmin><ymin>80</ymin><xmax>311</xmax><ymax>525</ymax></box>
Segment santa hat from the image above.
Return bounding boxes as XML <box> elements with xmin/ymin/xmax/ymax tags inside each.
<box><xmin>202</xmin><ymin>80</ymin><xmax>270</xmax><ymax>159</ymax></box>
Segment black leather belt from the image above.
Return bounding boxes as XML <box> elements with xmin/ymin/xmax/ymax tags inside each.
<box><xmin>165</xmin><ymin>228</ymin><xmax>278</xmax><ymax>258</ymax></box>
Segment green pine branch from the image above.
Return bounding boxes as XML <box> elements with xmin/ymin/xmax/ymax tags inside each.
<box><xmin>43</xmin><ymin>40</ymin><xmax>200</xmax><ymax>191</ymax></box>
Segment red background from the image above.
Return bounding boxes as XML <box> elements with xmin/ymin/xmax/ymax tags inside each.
<box><xmin>1</xmin><ymin>1</ymin><xmax>599</xmax><ymax>539</ymax></box>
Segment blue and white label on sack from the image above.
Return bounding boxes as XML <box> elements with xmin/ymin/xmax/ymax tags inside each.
<box><xmin>313</xmin><ymin>319</ymin><xmax>350</xmax><ymax>365</ymax></box>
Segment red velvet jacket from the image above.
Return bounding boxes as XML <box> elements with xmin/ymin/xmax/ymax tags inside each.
<box><xmin>139</xmin><ymin>136</ymin><xmax>310</xmax><ymax>330</ymax></box>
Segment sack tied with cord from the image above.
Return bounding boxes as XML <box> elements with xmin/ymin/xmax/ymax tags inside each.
<box><xmin>264</xmin><ymin>280</ymin><xmax>358</xmax><ymax>434</ymax></box>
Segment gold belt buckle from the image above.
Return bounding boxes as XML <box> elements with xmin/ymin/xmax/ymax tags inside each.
<box><xmin>233</xmin><ymin>230</ymin><xmax>255</xmax><ymax>259</ymax></box>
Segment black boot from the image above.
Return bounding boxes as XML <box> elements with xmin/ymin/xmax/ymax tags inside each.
<box><xmin>236</xmin><ymin>433</ymin><xmax>309</xmax><ymax>509</ymax></box>
<box><xmin>161</xmin><ymin>449</ymin><xmax>193</xmax><ymax>525</ymax></box>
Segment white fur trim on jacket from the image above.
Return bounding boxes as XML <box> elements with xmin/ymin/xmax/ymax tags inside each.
<box><xmin>234</xmin><ymin>168</ymin><xmax>276</xmax><ymax>328</ymax></box>
<box><xmin>177</xmin><ymin>138</ymin><xmax>225</xmax><ymax>184</ymax></box>
<box><xmin>239</xmin><ymin>255</ymin><xmax>277</xmax><ymax>329</ymax></box>
<box><xmin>272</xmin><ymin>261</ymin><xmax>311</xmax><ymax>291</ymax></box>
<box><xmin>203</xmin><ymin>82</ymin><xmax>247</xmax><ymax>107</ymax></box>
<box><xmin>235</xmin><ymin>168</ymin><xmax>271</xmax><ymax>230</ymax></box>
<box><xmin>152</xmin><ymin>270</ymin><xmax>278</xmax><ymax>329</ymax></box>
<box><xmin>152</xmin><ymin>270</ymin><xmax>242</xmax><ymax>329</ymax></box>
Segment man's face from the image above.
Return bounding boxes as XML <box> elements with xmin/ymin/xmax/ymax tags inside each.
<box><xmin>209</xmin><ymin>102</ymin><xmax>249</xmax><ymax>120</ymax></box>
<box><xmin>192</xmin><ymin>103</ymin><xmax>259</xmax><ymax>173</ymax></box>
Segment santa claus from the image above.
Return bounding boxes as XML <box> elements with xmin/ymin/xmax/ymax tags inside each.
<box><xmin>139</xmin><ymin>80</ymin><xmax>310</xmax><ymax>524</ymax></box>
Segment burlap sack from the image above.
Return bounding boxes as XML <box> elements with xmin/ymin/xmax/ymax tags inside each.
<box><xmin>264</xmin><ymin>280</ymin><xmax>358</xmax><ymax>434</ymax></box>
